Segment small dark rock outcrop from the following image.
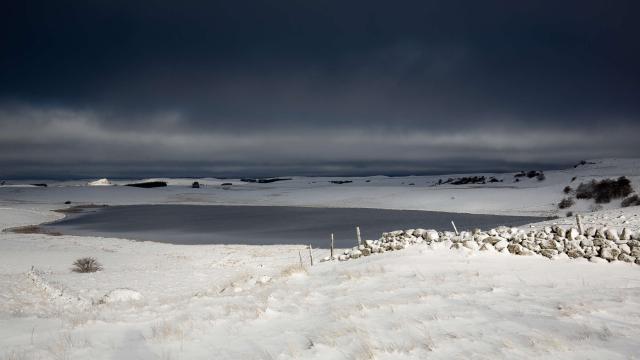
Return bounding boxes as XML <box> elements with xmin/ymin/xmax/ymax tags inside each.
<box><xmin>125</xmin><ymin>181</ymin><xmax>167</xmax><ymax>188</ymax></box>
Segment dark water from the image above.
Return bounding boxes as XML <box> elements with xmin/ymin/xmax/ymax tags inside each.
<box><xmin>43</xmin><ymin>205</ymin><xmax>542</xmax><ymax>248</ymax></box>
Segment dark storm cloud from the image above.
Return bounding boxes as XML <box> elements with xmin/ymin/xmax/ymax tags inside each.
<box><xmin>1</xmin><ymin>1</ymin><xmax>639</xmax><ymax>178</ymax></box>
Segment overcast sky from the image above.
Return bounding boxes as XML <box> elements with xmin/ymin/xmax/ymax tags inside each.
<box><xmin>1</xmin><ymin>1</ymin><xmax>639</xmax><ymax>178</ymax></box>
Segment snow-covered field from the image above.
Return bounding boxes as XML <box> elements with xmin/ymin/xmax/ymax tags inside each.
<box><xmin>3</xmin><ymin>158</ymin><xmax>640</xmax><ymax>217</ymax></box>
<box><xmin>1</xmin><ymin>158</ymin><xmax>640</xmax><ymax>359</ymax></box>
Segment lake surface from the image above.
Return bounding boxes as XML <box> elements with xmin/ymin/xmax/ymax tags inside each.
<box><xmin>43</xmin><ymin>205</ymin><xmax>542</xmax><ymax>248</ymax></box>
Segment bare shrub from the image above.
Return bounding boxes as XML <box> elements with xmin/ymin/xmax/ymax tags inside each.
<box><xmin>622</xmin><ymin>194</ymin><xmax>640</xmax><ymax>207</ymax></box>
<box><xmin>558</xmin><ymin>197</ymin><xmax>575</xmax><ymax>209</ymax></box>
<box><xmin>590</xmin><ymin>204</ymin><xmax>603</xmax><ymax>212</ymax></box>
<box><xmin>72</xmin><ymin>257</ymin><xmax>102</xmax><ymax>273</ymax></box>
<box><xmin>575</xmin><ymin>177</ymin><xmax>633</xmax><ymax>204</ymax></box>
<box><xmin>10</xmin><ymin>225</ymin><xmax>62</xmax><ymax>236</ymax></box>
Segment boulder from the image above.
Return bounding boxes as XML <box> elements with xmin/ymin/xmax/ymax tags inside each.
<box><xmin>350</xmin><ymin>250</ymin><xmax>362</xmax><ymax>259</ymax></box>
<box><xmin>479</xmin><ymin>243</ymin><xmax>495</xmax><ymax>251</ymax></box>
<box><xmin>567</xmin><ymin>228</ymin><xmax>580</xmax><ymax>241</ymax></box>
<box><xmin>618</xmin><ymin>253</ymin><xmax>636</xmax><ymax>263</ymax></box>
<box><xmin>540</xmin><ymin>249</ymin><xmax>558</xmax><ymax>259</ymax></box>
<box><xmin>507</xmin><ymin>244</ymin><xmax>522</xmax><ymax>255</ymax></box>
<box><xmin>583</xmin><ymin>246</ymin><xmax>597</xmax><ymax>258</ymax></box>
<box><xmin>620</xmin><ymin>228</ymin><xmax>632</xmax><ymax>241</ymax></box>
<box><xmin>619</xmin><ymin>244</ymin><xmax>631</xmax><ymax>255</ymax></box>
<box><xmin>629</xmin><ymin>240</ymin><xmax>640</xmax><ymax>247</ymax></box>
<box><xmin>630</xmin><ymin>247</ymin><xmax>640</xmax><ymax>258</ymax></box>
<box><xmin>518</xmin><ymin>247</ymin><xmax>535</xmax><ymax>256</ymax></box>
<box><xmin>580</xmin><ymin>238</ymin><xmax>594</xmax><ymax>247</ymax></box>
<box><xmin>592</xmin><ymin>238</ymin><xmax>607</xmax><ymax>247</ymax></box>
<box><xmin>539</xmin><ymin>239</ymin><xmax>558</xmax><ymax>250</ymax></box>
<box><xmin>585</xmin><ymin>227</ymin><xmax>597</xmax><ymax>237</ymax></box>
<box><xmin>605</xmin><ymin>228</ymin><xmax>620</xmax><ymax>241</ymax></box>
<box><xmin>413</xmin><ymin>228</ymin><xmax>427</xmax><ymax>237</ymax></box>
<box><xmin>600</xmin><ymin>247</ymin><xmax>621</xmax><ymax>261</ymax></box>
<box><xmin>485</xmin><ymin>236</ymin><xmax>506</xmax><ymax>245</ymax></box>
<box><xmin>476</xmin><ymin>234</ymin><xmax>490</xmax><ymax>243</ymax></box>
<box><xmin>424</xmin><ymin>230</ymin><xmax>440</xmax><ymax>242</ymax></box>
<box><xmin>361</xmin><ymin>248</ymin><xmax>371</xmax><ymax>256</ymax></box>
<box><xmin>553</xmin><ymin>226</ymin><xmax>566</xmax><ymax>238</ymax></box>
<box><xmin>567</xmin><ymin>249</ymin><xmax>585</xmax><ymax>259</ymax></box>
<box><xmin>494</xmin><ymin>240</ymin><xmax>510</xmax><ymax>251</ymax></box>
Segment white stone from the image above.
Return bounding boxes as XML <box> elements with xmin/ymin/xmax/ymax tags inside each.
<box><xmin>605</xmin><ymin>228</ymin><xmax>620</xmax><ymax>241</ymax></box>
<box><xmin>619</xmin><ymin>244</ymin><xmax>631</xmax><ymax>254</ymax></box>
<box><xmin>424</xmin><ymin>230</ymin><xmax>439</xmax><ymax>242</ymax></box>
<box><xmin>479</xmin><ymin>243</ymin><xmax>495</xmax><ymax>251</ymax></box>
<box><xmin>567</xmin><ymin>228</ymin><xmax>580</xmax><ymax>241</ymax></box>
<box><xmin>494</xmin><ymin>240</ymin><xmax>509</xmax><ymax>251</ymax></box>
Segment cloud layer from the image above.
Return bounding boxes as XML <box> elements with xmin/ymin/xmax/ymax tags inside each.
<box><xmin>1</xmin><ymin>1</ymin><xmax>639</xmax><ymax>177</ymax></box>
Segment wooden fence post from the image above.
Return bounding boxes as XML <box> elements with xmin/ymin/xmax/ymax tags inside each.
<box><xmin>356</xmin><ymin>226</ymin><xmax>362</xmax><ymax>247</ymax></box>
<box><xmin>576</xmin><ymin>214</ymin><xmax>583</xmax><ymax>234</ymax></box>
<box><xmin>308</xmin><ymin>244</ymin><xmax>314</xmax><ymax>266</ymax></box>
<box><xmin>330</xmin><ymin>233</ymin><xmax>335</xmax><ymax>259</ymax></box>
<box><xmin>451</xmin><ymin>221</ymin><xmax>459</xmax><ymax>236</ymax></box>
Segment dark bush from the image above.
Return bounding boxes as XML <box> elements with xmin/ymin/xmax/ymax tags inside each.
<box><xmin>574</xmin><ymin>160</ymin><xmax>595</xmax><ymax>168</ymax></box>
<box><xmin>566</xmin><ymin>211</ymin><xmax>573</xmax><ymax>217</ymax></box>
<box><xmin>563</xmin><ymin>186</ymin><xmax>572</xmax><ymax>194</ymax></box>
<box><xmin>558</xmin><ymin>197</ymin><xmax>575</xmax><ymax>209</ymax></box>
<box><xmin>575</xmin><ymin>177</ymin><xmax>633</xmax><ymax>204</ymax></box>
<box><xmin>192</xmin><ymin>181</ymin><xmax>200</xmax><ymax>188</ymax></box>
<box><xmin>72</xmin><ymin>257</ymin><xmax>102</xmax><ymax>273</ymax></box>
<box><xmin>536</xmin><ymin>172</ymin><xmax>546</xmax><ymax>181</ymax></box>
<box><xmin>621</xmin><ymin>194</ymin><xmax>640</xmax><ymax>207</ymax></box>
<box><xmin>571</xmin><ymin>176</ymin><xmax>577</xmax><ymax>182</ymax></box>
<box><xmin>126</xmin><ymin>181</ymin><xmax>167</xmax><ymax>188</ymax></box>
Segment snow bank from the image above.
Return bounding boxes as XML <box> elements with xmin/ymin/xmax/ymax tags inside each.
<box><xmin>88</xmin><ymin>178</ymin><xmax>112</xmax><ymax>186</ymax></box>
<box><xmin>99</xmin><ymin>288</ymin><xmax>143</xmax><ymax>304</ymax></box>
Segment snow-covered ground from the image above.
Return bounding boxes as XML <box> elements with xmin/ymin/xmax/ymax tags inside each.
<box><xmin>2</xmin><ymin>158</ymin><xmax>640</xmax><ymax>217</ymax></box>
<box><xmin>1</xmin><ymin>158</ymin><xmax>640</xmax><ymax>359</ymax></box>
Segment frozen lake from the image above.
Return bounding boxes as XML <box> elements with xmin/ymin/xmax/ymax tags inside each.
<box><xmin>43</xmin><ymin>205</ymin><xmax>542</xmax><ymax>248</ymax></box>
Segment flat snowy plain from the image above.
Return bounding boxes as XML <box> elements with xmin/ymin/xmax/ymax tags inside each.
<box><xmin>1</xmin><ymin>159</ymin><xmax>640</xmax><ymax>359</ymax></box>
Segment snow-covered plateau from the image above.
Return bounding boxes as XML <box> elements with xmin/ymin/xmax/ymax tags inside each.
<box><xmin>1</xmin><ymin>158</ymin><xmax>640</xmax><ymax>359</ymax></box>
